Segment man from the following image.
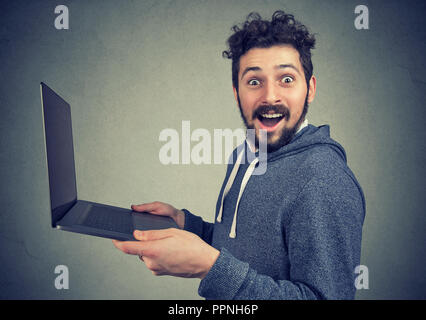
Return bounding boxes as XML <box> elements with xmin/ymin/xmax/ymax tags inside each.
<box><xmin>113</xmin><ymin>10</ymin><xmax>365</xmax><ymax>300</ymax></box>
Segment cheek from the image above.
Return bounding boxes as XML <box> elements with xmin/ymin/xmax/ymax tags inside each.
<box><xmin>286</xmin><ymin>89</ymin><xmax>307</xmax><ymax>115</ymax></box>
<box><xmin>239</xmin><ymin>91</ymin><xmax>259</xmax><ymax>114</ymax></box>
<box><xmin>238</xmin><ymin>98</ymin><xmax>254</xmax><ymax>118</ymax></box>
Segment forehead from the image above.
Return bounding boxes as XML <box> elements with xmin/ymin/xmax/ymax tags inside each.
<box><xmin>239</xmin><ymin>45</ymin><xmax>302</xmax><ymax>75</ymax></box>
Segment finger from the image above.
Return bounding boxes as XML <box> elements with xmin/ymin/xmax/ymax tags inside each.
<box><xmin>112</xmin><ymin>239</ymin><xmax>124</xmax><ymax>250</ymax></box>
<box><xmin>113</xmin><ymin>240</ymin><xmax>145</xmax><ymax>256</ymax></box>
<box><xmin>131</xmin><ymin>202</ymin><xmax>162</xmax><ymax>213</ymax></box>
<box><xmin>134</xmin><ymin>228</ymin><xmax>175</xmax><ymax>241</ymax></box>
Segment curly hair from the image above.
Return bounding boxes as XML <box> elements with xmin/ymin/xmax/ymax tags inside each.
<box><xmin>223</xmin><ymin>10</ymin><xmax>316</xmax><ymax>91</ymax></box>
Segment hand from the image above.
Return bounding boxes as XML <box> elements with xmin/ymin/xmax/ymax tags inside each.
<box><xmin>113</xmin><ymin>229</ymin><xmax>220</xmax><ymax>279</ymax></box>
<box><xmin>131</xmin><ymin>201</ymin><xmax>185</xmax><ymax>229</ymax></box>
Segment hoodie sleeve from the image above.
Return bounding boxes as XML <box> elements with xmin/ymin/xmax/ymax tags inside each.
<box><xmin>198</xmin><ymin>169</ymin><xmax>365</xmax><ymax>300</ymax></box>
<box><xmin>182</xmin><ymin>209</ymin><xmax>215</xmax><ymax>245</ymax></box>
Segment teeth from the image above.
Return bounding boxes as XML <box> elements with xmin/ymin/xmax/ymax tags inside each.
<box><xmin>260</xmin><ymin>113</ymin><xmax>283</xmax><ymax>119</ymax></box>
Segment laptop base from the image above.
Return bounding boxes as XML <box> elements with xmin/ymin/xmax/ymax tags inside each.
<box><xmin>57</xmin><ymin>200</ymin><xmax>178</xmax><ymax>241</ymax></box>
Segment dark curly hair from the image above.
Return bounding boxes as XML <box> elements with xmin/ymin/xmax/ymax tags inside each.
<box><xmin>223</xmin><ymin>10</ymin><xmax>316</xmax><ymax>92</ymax></box>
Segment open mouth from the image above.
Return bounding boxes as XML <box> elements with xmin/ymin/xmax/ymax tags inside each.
<box><xmin>257</xmin><ymin>113</ymin><xmax>285</xmax><ymax>130</ymax></box>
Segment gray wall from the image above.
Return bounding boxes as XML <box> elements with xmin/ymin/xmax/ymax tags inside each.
<box><xmin>1</xmin><ymin>0</ymin><xmax>425</xmax><ymax>299</ymax></box>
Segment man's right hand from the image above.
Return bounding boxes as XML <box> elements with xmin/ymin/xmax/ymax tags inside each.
<box><xmin>131</xmin><ymin>201</ymin><xmax>185</xmax><ymax>229</ymax></box>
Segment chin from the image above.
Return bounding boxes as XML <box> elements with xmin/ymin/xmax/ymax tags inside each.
<box><xmin>264</xmin><ymin>125</ymin><xmax>298</xmax><ymax>152</ymax></box>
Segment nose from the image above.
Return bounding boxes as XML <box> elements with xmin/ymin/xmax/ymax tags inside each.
<box><xmin>262</xmin><ymin>82</ymin><xmax>281</xmax><ymax>105</ymax></box>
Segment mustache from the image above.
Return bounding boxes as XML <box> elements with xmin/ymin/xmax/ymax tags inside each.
<box><xmin>252</xmin><ymin>104</ymin><xmax>290</xmax><ymax>120</ymax></box>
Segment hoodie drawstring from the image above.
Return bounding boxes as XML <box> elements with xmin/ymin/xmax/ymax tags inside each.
<box><xmin>216</xmin><ymin>148</ymin><xmax>244</xmax><ymax>223</ymax></box>
<box><xmin>229</xmin><ymin>157</ymin><xmax>259</xmax><ymax>238</ymax></box>
<box><xmin>216</xmin><ymin>146</ymin><xmax>259</xmax><ymax>238</ymax></box>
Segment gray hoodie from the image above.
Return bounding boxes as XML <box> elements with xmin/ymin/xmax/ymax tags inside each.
<box><xmin>183</xmin><ymin>123</ymin><xmax>366</xmax><ymax>299</ymax></box>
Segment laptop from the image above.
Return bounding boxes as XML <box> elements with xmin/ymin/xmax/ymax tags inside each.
<box><xmin>40</xmin><ymin>82</ymin><xmax>178</xmax><ymax>241</ymax></box>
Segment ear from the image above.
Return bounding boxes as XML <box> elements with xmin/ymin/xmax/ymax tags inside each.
<box><xmin>307</xmin><ymin>75</ymin><xmax>317</xmax><ymax>104</ymax></box>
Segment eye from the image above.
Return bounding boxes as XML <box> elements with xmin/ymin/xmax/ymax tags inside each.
<box><xmin>281</xmin><ymin>76</ymin><xmax>294</xmax><ymax>84</ymax></box>
<box><xmin>248</xmin><ymin>79</ymin><xmax>261</xmax><ymax>86</ymax></box>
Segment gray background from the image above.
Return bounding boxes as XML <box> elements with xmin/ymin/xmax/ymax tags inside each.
<box><xmin>1</xmin><ymin>0</ymin><xmax>425</xmax><ymax>299</ymax></box>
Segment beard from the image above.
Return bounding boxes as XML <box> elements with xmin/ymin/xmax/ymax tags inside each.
<box><xmin>237</xmin><ymin>92</ymin><xmax>309</xmax><ymax>153</ymax></box>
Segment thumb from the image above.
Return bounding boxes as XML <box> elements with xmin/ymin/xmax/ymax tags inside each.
<box><xmin>134</xmin><ymin>228</ymin><xmax>175</xmax><ymax>241</ymax></box>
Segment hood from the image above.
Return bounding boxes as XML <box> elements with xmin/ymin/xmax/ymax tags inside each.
<box><xmin>217</xmin><ymin>122</ymin><xmax>349</xmax><ymax>238</ymax></box>
<box><xmin>266</xmin><ymin>124</ymin><xmax>347</xmax><ymax>164</ymax></box>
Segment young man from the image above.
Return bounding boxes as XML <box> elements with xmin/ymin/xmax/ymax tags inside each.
<box><xmin>113</xmin><ymin>11</ymin><xmax>365</xmax><ymax>300</ymax></box>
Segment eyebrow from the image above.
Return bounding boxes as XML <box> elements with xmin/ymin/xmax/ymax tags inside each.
<box><xmin>240</xmin><ymin>63</ymin><xmax>301</xmax><ymax>80</ymax></box>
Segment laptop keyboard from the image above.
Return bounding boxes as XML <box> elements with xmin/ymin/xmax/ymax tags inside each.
<box><xmin>81</xmin><ymin>206</ymin><xmax>133</xmax><ymax>234</ymax></box>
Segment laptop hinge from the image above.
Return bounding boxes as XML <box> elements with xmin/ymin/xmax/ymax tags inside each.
<box><xmin>51</xmin><ymin>198</ymin><xmax>77</xmax><ymax>227</ymax></box>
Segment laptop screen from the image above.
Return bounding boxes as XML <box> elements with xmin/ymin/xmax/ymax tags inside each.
<box><xmin>41</xmin><ymin>83</ymin><xmax>77</xmax><ymax>227</ymax></box>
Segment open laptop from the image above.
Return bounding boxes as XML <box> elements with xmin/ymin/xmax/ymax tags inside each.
<box><xmin>40</xmin><ymin>82</ymin><xmax>178</xmax><ymax>241</ymax></box>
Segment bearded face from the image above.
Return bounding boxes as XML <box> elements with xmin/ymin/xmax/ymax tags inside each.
<box><xmin>233</xmin><ymin>45</ymin><xmax>316</xmax><ymax>152</ymax></box>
